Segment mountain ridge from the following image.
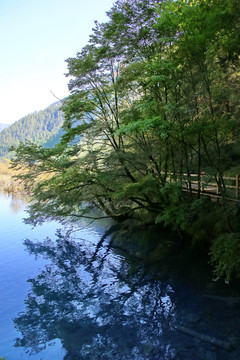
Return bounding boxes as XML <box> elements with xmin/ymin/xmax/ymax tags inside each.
<box><xmin>0</xmin><ymin>101</ymin><xmax>65</xmax><ymax>159</ymax></box>
<box><xmin>0</xmin><ymin>123</ymin><xmax>10</xmax><ymax>132</ymax></box>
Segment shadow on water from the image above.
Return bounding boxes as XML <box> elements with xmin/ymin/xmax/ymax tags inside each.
<box><xmin>13</xmin><ymin>228</ymin><xmax>240</xmax><ymax>360</ymax></box>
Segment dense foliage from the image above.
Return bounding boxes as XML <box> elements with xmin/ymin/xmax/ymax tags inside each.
<box><xmin>0</xmin><ymin>102</ymin><xmax>64</xmax><ymax>159</ymax></box>
<box><xmin>12</xmin><ymin>0</ymin><xmax>240</xmax><ymax>281</ymax></box>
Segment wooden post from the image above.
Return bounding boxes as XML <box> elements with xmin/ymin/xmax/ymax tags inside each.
<box><xmin>201</xmin><ymin>172</ymin><xmax>205</xmax><ymax>192</ymax></box>
<box><xmin>236</xmin><ymin>174</ymin><xmax>239</xmax><ymax>198</ymax></box>
<box><xmin>216</xmin><ymin>173</ymin><xmax>220</xmax><ymax>195</ymax></box>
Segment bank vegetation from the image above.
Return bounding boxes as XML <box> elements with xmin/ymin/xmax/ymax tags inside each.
<box><xmin>11</xmin><ymin>0</ymin><xmax>240</xmax><ymax>282</ymax></box>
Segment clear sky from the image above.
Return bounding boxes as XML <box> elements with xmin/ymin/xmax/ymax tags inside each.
<box><xmin>0</xmin><ymin>0</ymin><xmax>115</xmax><ymax>124</ymax></box>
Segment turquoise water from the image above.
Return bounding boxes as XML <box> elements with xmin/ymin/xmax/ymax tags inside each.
<box><xmin>0</xmin><ymin>192</ymin><xmax>65</xmax><ymax>359</ymax></box>
<box><xmin>0</xmin><ymin>191</ymin><xmax>239</xmax><ymax>360</ymax></box>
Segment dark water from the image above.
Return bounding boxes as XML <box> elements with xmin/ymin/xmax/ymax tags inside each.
<box><xmin>0</xmin><ymin>191</ymin><xmax>239</xmax><ymax>360</ymax></box>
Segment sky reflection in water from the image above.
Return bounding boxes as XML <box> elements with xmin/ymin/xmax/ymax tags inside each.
<box><xmin>14</xmin><ymin>229</ymin><xmax>177</xmax><ymax>359</ymax></box>
<box><xmin>0</xmin><ymin>192</ymin><xmax>239</xmax><ymax>360</ymax></box>
<box><xmin>14</xmin><ymin>228</ymin><xmax>240</xmax><ymax>360</ymax></box>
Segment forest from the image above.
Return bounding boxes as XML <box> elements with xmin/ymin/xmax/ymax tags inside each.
<box><xmin>0</xmin><ymin>102</ymin><xmax>64</xmax><ymax>159</ymax></box>
<box><xmin>0</xmin><ymin>124</ymin><xmax>9</xmax><ymax>132</ymax></box>
<box><xmin>11</xmin><ymin>0</ymin><xmax>240</xmax><ymax>282</ymax></box>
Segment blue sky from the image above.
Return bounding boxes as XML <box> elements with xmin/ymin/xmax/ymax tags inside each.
<box><xmin>0</xmin><ymin>0</ymin><xmax>115</xmax><ymax>124</ymax></box>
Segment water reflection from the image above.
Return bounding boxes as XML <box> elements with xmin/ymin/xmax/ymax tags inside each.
<box><xmin>13</xmin><ymin>230</ymin><xmax>178</xmax><ymax>359</ymax></box>
<box><xmin>14</xmin><ymin>229</ymin><xmax>240</xmax><ymax>360</ymax></box>
<box><xmin>0</xmin><ymin>191</ymin><xmax>27</xmax><ymax>214</ymax></box>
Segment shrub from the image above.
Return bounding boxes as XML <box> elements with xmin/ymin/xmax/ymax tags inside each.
<box><xmin>209</xmin><ymin>233</ymin><xmax>240</xmax><ymax>281</ymax></box>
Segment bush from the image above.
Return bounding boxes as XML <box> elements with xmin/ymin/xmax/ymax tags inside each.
<box><xmin>209</xmin><ymin>233</ymin><xmax>240</xmax><ymax>281</ymax></box>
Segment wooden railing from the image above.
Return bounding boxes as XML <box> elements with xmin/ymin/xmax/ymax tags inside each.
<box><xmin>167</xmin><ymin>173</ymin><xmax>240</xmax><ymax>201</ymax></box>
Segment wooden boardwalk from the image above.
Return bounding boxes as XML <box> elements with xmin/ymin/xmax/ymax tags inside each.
<box><xmin>167</xmin><ymin>173</ymin><xmax>240</xmax><ymax>202</ymax></box>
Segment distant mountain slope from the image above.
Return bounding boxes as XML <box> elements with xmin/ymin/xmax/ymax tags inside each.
<box><xmin>0</xmin><ymin>123</ymin><xmax>10</xmax><ymax>132</ymax></box>
<box><xmin>0</xmin><ymin>102</ymin><xmax>64</xmax><ymax>159</ymax></box>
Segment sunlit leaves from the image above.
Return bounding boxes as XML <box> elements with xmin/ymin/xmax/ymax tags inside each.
<box><xmin>11</xmin><ymin>0</ymin><xmax>240</xmax><ymax>280</ymax></box>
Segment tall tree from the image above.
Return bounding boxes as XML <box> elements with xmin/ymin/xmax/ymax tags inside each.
<box><xmin>11</xmin><ymin>0</ymin><xmax>240</xmax><ymax>280</ymax></box>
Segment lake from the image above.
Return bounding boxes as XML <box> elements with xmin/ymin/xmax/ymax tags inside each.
<box><xmin>0</xmin><ymin>191</ymin><xmax>239</xmax><ymax>360</ymax></box>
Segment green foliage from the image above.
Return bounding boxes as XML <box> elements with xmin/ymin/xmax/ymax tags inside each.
<box><xmin>210</xmin><ymin>233</ymin><xmax>240</xmax><ymax>281</ymax></box>
<box><xmin>155</xmin><ymin>184</ymin><xmax>191</xmax><ymax>237</ymax></box>
<box><xmin>0</xmin><ymin>102</ymin><xmax>64</xmax><ymax>159</ymax></box>
<box><xmin>182</xmin><ymin>199</ymin><xmax>225</xmax><ymax>245</ymax></box>
<box><xmin>11</xmin><ymin>0</ymin><xmax>240</xmax><ymax>280</ymax></box>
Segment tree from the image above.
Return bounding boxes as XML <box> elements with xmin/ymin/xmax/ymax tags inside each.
<box><xmin>11</xmin><ymin>0</ymin><xmax>240</xmax><ymax>280</ymax></box>
<box><xmin>12</xmin><ymin>1</ymin><xmax>175</xmax><ymax>225</ymax></box>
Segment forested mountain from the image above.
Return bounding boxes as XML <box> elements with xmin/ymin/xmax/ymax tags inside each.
<box><xmin>12</xmin><ymin>0</ymin><xmax>240</xmax><ymax>281</ymax></box>
<box><xmin>0</xmin><ymin>123</ymin><xmax>9</xmax><ymax>132</ymax></box>
<box><xmin>0</xmin><ymin>102</ymin><xmax>64</xmax><ymax>159</ymax></box>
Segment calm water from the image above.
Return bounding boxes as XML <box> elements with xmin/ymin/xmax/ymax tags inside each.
<box><xmin>0</xmin><ymin>191</ymin><xmax>239</xmax><ymax>360</ymax></box>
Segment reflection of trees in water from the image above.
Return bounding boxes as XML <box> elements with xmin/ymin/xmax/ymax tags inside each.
<box><xmin>14</xmin><ymin>230</ymin><xmax>177</xmax><ymax>359</ymax></box>
<box><xmin>9</xmin><ymin>193</ymin><xmax>28</xmax><ymax>213</ymax></box>
<box><xmin>1</xmin><ymin>191</ymin><xmax>30</xmax><ymax>214</ymax></box>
